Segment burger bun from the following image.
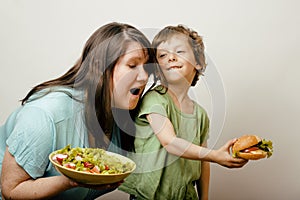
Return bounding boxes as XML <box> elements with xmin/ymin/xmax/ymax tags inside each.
<box><xmin>235</xmin><ymin>150</ymin><xmax>267</xmax><ymax>160</ymax></box>
<box><xmin>232</xmin><ymin>135</ymin><xmax>267</xmax><ymax>160</ymax></box>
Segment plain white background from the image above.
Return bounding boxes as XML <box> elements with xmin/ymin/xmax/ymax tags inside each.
<box><xmin>1</xmin><ymin>0</ymin><xmax>299</xmax><ymax>199</ymax></box>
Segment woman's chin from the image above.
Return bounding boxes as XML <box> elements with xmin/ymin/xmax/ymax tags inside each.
<box><xmin>128</xmin><ymin>96</ymin><xmax>140</xmax><ymax>109</ymax></box>
<box><xmin>113</xmin><ymin>98</ymin><xmax>139</xmax><ymax>110</ymax></box>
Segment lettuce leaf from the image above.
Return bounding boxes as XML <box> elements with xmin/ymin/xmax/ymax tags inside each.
<box><xmin>258</xmin><ymin>139</ymin><xmax>273</xmax><ymax>158</ymax></box>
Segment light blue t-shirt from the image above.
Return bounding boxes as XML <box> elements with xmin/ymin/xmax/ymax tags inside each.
<box><xmin>0</xmin><ymin>87</ymin><xmax>115</xmax><ymax>199</ymax></box>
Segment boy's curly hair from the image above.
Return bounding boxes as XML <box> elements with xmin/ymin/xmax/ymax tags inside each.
<box><xmin>152</xmin><ymin>24</ymin><xmax>207</xmax><ymax>86</ymax></box>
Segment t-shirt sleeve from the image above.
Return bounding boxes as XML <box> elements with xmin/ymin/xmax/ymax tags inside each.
<box><xmin>137</xmin><ymin>91</ymin><xmax>168</xmax><ymax>124</ymax></box>
<box><xmin>6</xmin><ymin>106</ymin><xmax>55</xmax><ymax>179</ymax></box>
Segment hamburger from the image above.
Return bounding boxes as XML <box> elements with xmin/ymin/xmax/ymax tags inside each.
<box><xmin>232</xmin><ymin>135</ymin><xmax>273</xmax><ymax>160</ymax></box>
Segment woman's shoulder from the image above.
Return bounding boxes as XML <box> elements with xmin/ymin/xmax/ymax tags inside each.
<box><xmin>24</xmin><ymin>86</ymin><xmax>83</xmax><ymax>120</ymax></box>
<box><xmin>29</xmin><ymin>86</ymin><xmax>82</xmax><ymax>100</ymax></box>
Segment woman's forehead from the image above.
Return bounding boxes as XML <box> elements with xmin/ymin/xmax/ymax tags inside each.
<box><xmin>118</xmin><ymin>42</ymin><xmax>148</xmax><ymax>62</ymax></box>
<box><xmin>124</xmin><ymin>42</ymin><xmax>148</xmax><ymax>59</ymax></box>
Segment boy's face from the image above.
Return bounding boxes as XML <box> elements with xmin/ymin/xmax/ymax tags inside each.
<box><xmin>156</xmin><ymin>34</ymin><xmax>200</xmax><ymax>86</ymax></box>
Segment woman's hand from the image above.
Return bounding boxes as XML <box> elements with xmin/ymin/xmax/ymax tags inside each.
<box><xmin>56</xmin><ymin>166</ymin><xmax>123</xmax><ymax>191</ymax></box>
<box><xmin>70</xmin><ymin>180</ymin><xmax>123</xmax><ymax>191</ymax></box>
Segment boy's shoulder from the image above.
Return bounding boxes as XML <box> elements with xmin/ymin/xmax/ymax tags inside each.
<box><xmin>192</xmin><ymin>101</ymin><xmax>209</xmax><ymax>118</ymax></box>
<box><xmin>141</xmin><ymin>86</ymin><xmax>170</xmax><ymax>106</ymax></box>
<box><xmin>144</xmin><ymin>86</ymin><xmax>167</xmax><ymax>97</ymax></box>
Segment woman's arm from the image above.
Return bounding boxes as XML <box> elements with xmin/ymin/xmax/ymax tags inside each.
<box><xmin>196</xmin><ymin>142</ymin><xmax>210</xmax><ymax>200</ymax></box>
<box><xmin>1</xmin><ymin>147</ymin><xmax>76</xmax><ymax>199</ymax></box>
<box><xmin>1</xmin><ymin>148</ymin><xmax>120</xmax><ymax>199</ymax></box>
<box><xmin>147</xmin><ymin>113</ymin><xmax>248</xmax><ymax>168</ymax></box>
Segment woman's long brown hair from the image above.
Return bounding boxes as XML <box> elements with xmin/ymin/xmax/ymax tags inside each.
<box><xmin>21</xmin><ymin>22</ymin><xmax>163</xmax><ymax>152</ymax></box>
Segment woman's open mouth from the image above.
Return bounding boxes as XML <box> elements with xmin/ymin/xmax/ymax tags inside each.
<box><xmin>130</xmin><ymin>88</ymin><xmax>141</xmax><ymax>95</ymax></box>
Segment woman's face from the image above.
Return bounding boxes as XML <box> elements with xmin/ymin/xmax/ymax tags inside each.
<box><xmin>112</xmin><ymin>42</ymin><xmax>149</xmax><ymax>109</ymax></box>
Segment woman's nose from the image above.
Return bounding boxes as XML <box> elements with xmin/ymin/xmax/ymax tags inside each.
<box><xmin>137</xmin><ymin>66</ymin><xmax>148</xmax><ymax>83</ymax></box>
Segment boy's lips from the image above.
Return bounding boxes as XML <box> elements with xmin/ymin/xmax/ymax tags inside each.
<box><xmin>168</xmin><ymin>65</ymin><xmax>182</xmax><ymax>70</ymax></box>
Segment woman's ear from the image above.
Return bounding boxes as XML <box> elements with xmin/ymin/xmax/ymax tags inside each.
<box><xmin>195</xmin><ymin>64</ymin><xmax>202</xmax><ymax>71</ymax></box>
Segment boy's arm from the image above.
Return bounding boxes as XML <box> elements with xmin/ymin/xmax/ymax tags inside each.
<box><xmin>146</xmin><ymin>113</ymin><xmax>248</xmax><ymax>168</ymax></box>
<box><xmin>146</xmin><ymin>113</ymin><xmax>210</xmax><ymax>160</ymax></box>
<box><xmin>196</xmin><ymin>142</ymin><xmax>210</xmax><ymax>200</ymax></box>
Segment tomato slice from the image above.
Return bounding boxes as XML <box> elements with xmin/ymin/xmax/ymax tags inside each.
<box><xmin>90</xmin><ymin>166</ymin><xmax>100</xmax><ymax>173</ymax></box>
<box><xmin>243</xmin><ymin>146</ymin><xmax>259</xmax><ymax>153</ymax></box>
<box><xmin>84</xmin><ymin>162</ymin><xmax>94</xmax><ymax>169</ymax></box>
<box><xmin>53</xmin><ymin>154</ymin><xmax>68</xmax><ymax>164</ymax></box>
<box><xmin>64</xmin><ymin>163</ymin><xmax>76</xmax><ymax>169</ymax></box>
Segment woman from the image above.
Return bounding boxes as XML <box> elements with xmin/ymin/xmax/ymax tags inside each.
<box><xmin>0</xmin><ymin>22</ymin><xmax>162</xmax><ymax>199</ymax></box>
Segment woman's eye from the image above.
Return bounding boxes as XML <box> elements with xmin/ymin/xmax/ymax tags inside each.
<box><xmin>128</xmin><ymin>64</ymin><xmax>136</xmax><ymax>68</ymax></box>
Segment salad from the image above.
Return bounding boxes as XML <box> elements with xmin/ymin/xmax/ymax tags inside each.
<box><xmin>51</xmin><ymin>145</ymin><xmax>134</xmax><ymax>174</ymax></box>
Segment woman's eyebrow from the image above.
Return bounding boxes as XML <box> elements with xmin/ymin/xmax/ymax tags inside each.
<box><xmin>127</xmin><ymin>55</ymin><xmax>148</xmax><ymax>63</ymax></box>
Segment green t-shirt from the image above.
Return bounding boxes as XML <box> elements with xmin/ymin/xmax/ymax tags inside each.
<box><xmin>119</xmin><ymin>87</ymin><xmax>210</xmax><ymax>200</ymax></box>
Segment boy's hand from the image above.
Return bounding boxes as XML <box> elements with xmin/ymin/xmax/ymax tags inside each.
<box><xmin>213</xmin><ymin>138</ymin><xmax>248</xmax><ymax>168</ymax></box>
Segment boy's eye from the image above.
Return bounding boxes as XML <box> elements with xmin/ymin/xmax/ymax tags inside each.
<box><xmin>158</xmin><ymin>53</ymin><xmax>166</xmax><ymax>58</ymax></box>
<box><xmin>177</xmin><ymin>50</ymin><xmax>185</xmax><ymax>54</ymax></box>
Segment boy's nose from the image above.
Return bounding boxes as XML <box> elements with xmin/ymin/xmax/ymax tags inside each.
<box><xmin>168</xmin><ymin>53</ymin><xmax>177</xmax><ymax>62</ymax></box>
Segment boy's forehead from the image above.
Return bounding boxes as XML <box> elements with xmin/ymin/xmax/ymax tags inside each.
<box><xmin>157</xmin><ymin>34</ymin><xmax>190</xmax><ymax>49</ymax></box>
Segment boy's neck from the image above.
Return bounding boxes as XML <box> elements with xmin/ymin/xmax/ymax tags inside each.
<box><xmin>167</xmin><ymin>84</ymin><xmax>194</xmax><ymax>114</ymax></box>
<box><xmin>167</xmin><ymin>84</ymin><xmax>189</xmax><ymax>102</ymax></box>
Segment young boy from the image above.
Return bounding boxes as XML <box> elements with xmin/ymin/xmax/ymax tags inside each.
<box><xmin>119</xmin><ymin>25</ymin><xmax>247</xmax><ymax>200</ymax></box>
